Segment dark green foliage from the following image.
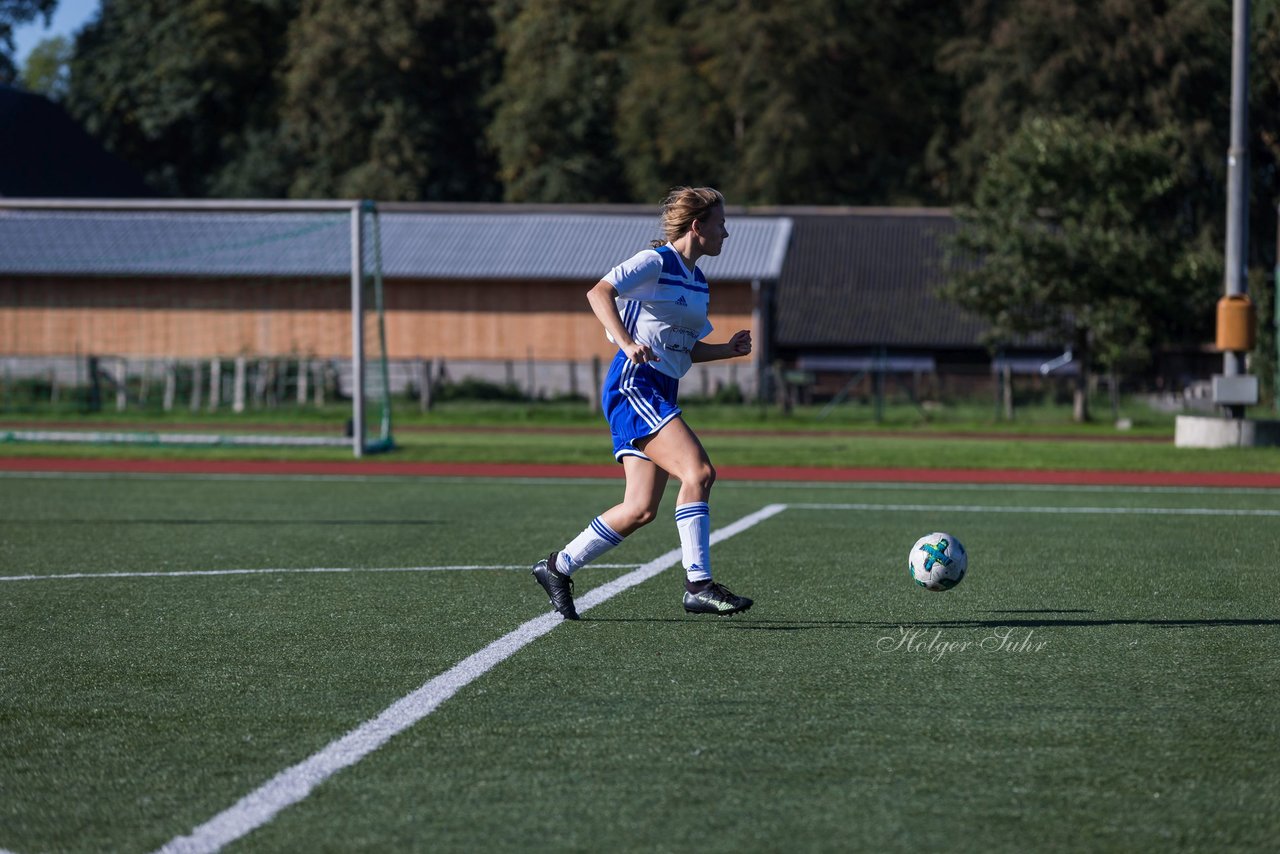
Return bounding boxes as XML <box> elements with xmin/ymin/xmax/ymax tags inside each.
<box><xmin>276</xmin><ymin>0</ymin><xmax>500</xmax><ymax>201</ymax></box>
<box><xmin>944</xmin><ymin>116</ymin><xmax>1221</xmax><ymax>418</ymax></box>
<box><xmin>935</xmin><ymin>1</ymin><xmax>1232</xmax><ymax>201</ymax></box>
<box><xmin>1250</xmin><ymin>266</ymin><xmax>1276</xmax><ymax>408</ymax></box>
<box><xmin>18</xmin><ymin>33</ymin><xmax>68</xmax><ymax>98</ymax></box>
<box><xmin>62</xmin><ymin>0</ymin><xmax>499</xmax><ymax>200</ymax></box>
<box><xmin>486</xmin><ymin>0</ymin><xmax>632</xmax><ymax>202</ymax></box>
<box><xmin>611</xmin><ymin>0</ymin><xmax>963</xmax><ymax>205</ymax></box>
<box><xmin>52</xmin><ymin>0</ymin><xmax>1280</xmax><ymax>217</ymax></box>
<box><xmin>66</xmin><ymin>0</ymin><xmax>299</xmax><ymax>198</ymax></box>
<box><xmin>433</xmin><ymin>377</ymin><xmax>526</xmax><ymax>402</ymax></box>
<box><xmin>0</xmin><ymin>0</ymin><xmax>56</xmax><ymax>83</ymax></box>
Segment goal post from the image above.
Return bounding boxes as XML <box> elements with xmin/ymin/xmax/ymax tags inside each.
<box><xmin>0</xmin><ymin>198</ymin><xmax>394</xmax><ymax>458</ymax></box>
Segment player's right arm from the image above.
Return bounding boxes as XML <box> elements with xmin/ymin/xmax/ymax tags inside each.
<box><xmin>587</xmin><ymin>279</ymin><xmax>659</xmax><ymax>366</ymax></box>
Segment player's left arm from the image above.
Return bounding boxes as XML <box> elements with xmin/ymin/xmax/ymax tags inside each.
<box><xmin>691</xmin><ymin>329</ymin><xmax>752</xmax><ymax>362</ymax></box>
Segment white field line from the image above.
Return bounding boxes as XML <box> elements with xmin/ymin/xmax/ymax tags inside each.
<box><xmin>0</xmin><ymin>564</ymin><xmax>638</xmax><ymax>583</ymax></box>
<box><xmin>789</xmin><ymin>502</ymin><xmax>1280</xmax><ymax>517</ymax></box>
<box><xmin>153</xmin><ymin>502</ymin><xmax>789</xmax><ymax>854</ymax></box>
<box><xmin>5</xmin><ymin>500</ymin><xmax>1271</xmax><ymax>586</ymax></box>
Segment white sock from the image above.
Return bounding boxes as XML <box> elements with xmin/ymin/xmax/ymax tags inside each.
<box><xmin>674</xmin><ymin>502</ymin><xmax>711</xmax><ymax>582</ymax></box>
<box><xmin>557</xmin><ymin>516</ymin><xmax>623</xmax><ymax>575</ymax></box>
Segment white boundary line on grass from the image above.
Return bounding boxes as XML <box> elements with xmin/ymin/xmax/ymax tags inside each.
<box><xmin>6</xmin><ymin>499</ymin><xmax>1274</xmax><ymax>587</ymax></box>
<box><xmin>0</xmin><ymin>564</ymin><xmax>639</xmax><ymax>583</ymax></box>
<box><xmin>790</xmin><ymin>502</ymin><xmax>1280</xmax><ymax>517</ymax></box>
<box><xmin>153</xmin><ymin>502</ymin><xmax>789</xmax><ymax>854</ymax></box>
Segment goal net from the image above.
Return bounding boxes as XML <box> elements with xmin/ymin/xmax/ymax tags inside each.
<box><xmin>0</xmin><ymin>199</ymin><xmax>393</xmax><ymax>457</ymax></box>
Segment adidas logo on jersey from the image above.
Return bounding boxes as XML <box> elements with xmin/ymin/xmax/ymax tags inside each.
<box><xmin>676</xmin><ymin>295</ymin><xmax>688</xmax><ymax>306</ymax></box>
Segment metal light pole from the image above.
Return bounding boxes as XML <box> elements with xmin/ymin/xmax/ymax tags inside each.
<box><xmin>1214</xmin><ymin>0</ymin><xmax>1257</xmax><ymax>419</ymax></box>
<box><xmin>1223</xmin><ymin>0</ymin><xmax>1249</xmax><ymax>359</ymax></box>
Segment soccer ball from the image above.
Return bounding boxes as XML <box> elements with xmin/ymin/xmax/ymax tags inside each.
<box><xmin>908</xmin><ymin>532</ymin><xmax>967</xmax><ymax>591</ymax></box>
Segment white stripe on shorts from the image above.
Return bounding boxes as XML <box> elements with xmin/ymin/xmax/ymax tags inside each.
<box><xmin>620</xmin><ymin>360</ymin><xmax>663</xmax><ymax>427</ymax></box>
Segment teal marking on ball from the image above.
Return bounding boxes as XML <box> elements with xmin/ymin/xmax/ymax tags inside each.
<box><xmin>920</xmin><ymin>539</ymin><xmax>953</xmax><ymax>571</ymax></box>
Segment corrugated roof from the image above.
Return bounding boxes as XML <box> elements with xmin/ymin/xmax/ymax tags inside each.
<box><xmin>773</xmin><ymin>211</ymin><xmax>989</xmax><ymax>349</ymax></box>
<box><xmin>381</xmin><ymin>213</ymin><xmax>791</xmax><ymax>280</ymax></box>
<box><xmin>0</xmin><ymin>210</ymin><xmax>355</xmax><ymax>277</ymax></box>
<box><xmin>0</xmin><ymin>209</ymin><xmax>792</xmax><ymax>281</ymax></box>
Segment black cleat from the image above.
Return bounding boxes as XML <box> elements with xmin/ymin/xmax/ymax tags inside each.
<box><xmin>683</xmin><ymin>581</ymin><xmax>753</xmax><ymax>616</ymax></box>
<box><xmin>532</xmin><ymin>551</ymin><xmax>579</xmax><ymax>620</ymax></box>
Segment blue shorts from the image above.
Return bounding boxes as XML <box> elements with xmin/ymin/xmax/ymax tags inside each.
<box><xmin>602</xmin><ymin>350</ymin><xmax>682</xmax><ymax>462</ymax></box>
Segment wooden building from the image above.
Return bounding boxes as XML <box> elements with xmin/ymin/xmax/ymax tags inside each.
<box><xmin>0</xmin><ymin>203</ymin><xmax>792</xmax><ymax>398</ymax></box>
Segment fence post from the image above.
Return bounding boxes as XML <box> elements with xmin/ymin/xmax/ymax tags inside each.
<box><xmin>590</xmin><ymin>355</ymin><xmax>602</xmax><ymax>413</ymax></box>
<box><xmin>233</xmin><ymin>356</ymin><xmax>247</xmax><ymax>413</ymax></box>
<box><xmin>313</xmin><ymin>361</ymin><xmax>325</xmax><ymax>407</ymax></box>
<box><xmin>772</xmin><ymin>360</ymin><xmax>791</xmax><ymax>414</ymax></box>
<box><xmin>208</xmin><ymin>358</ymin><xmax>221</xmax><ymax>411</ymax></box>
<box><xmin>115</xmin><ymin>358</ymin><xmax>128</xmax><ymax>411</ymax></box>
<box><xmin>189</xmin><ymin>360</ymin><xmax>202</xmax><ymax>412</ymax></box>
<box><xmin>1003</xmin><ymin>362</ymin><xmax>1014</xmax><ymax>421</ymax></box>
<box><xmin>418</xmin><ymin>358</ymin><xmax>434</xmax><ymax>412</ymax></box>
<box><xmin>87</xmin><ymin>358</ymin><xmax>104</xmax><ymax>414</ymax></box>
<box><xmin>138</xmin><ymin>359</ymin><xmax>150</xmax><ymax>406</ymax></box>
<box><xmin>296</xmin><ymin>357</ymin><xmax>309</xmax><ymax>406</ymax></box>
<box><xmin>163</xmin><ymin>361</ymin><xmax>176</xmax><ymax>412</ymax></box>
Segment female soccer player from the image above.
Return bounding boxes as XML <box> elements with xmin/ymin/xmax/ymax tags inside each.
<box><xmin>532</xmin><ymin>186</ymin><xmax>754</xmax><ymax>620</ymax></box>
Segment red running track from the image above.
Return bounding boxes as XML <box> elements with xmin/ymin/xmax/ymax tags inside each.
<box><xmin>1</xmin><ymin>456</ymin><xmax>1278</xmax><ymax>488</ymax></box>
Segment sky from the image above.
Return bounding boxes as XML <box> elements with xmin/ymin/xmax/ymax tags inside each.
<box><xmin>11</xmin><ymin>0</ymin><xmax>99</xmax><ymax>68</ymax></box>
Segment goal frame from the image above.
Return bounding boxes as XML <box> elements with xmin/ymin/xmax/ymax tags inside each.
<box><xmin>0</xmin><ymin>198</ymin><xmax>392</xmax><ymax>458</ymax></box>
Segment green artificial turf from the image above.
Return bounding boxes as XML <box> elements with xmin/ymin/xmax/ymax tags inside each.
<box><xmin>1</xmin><ymin>474</ymin><xmax>1277</xmax><ymax>852</ymax></box>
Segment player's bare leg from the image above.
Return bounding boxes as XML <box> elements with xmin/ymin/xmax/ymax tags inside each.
<box><xmin>599</xmin><ymin>456</ymin><xmax>669</xmax><ymax>536</ymax></box>
<box><xmin>636</xmin><ymin>417</ymin><xmax>752</xmax><ymax>615</ymax></box>
<box><xmin>634</xmin><ymin>417</ymin><xmax>713</xmax><ymax>505</ymax></box>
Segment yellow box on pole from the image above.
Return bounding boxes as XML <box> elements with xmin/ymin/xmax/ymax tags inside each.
<box><xmin>1216</xmin><ymin>294</ymin><xmax>1256</xmax><ymax>351</ymax></box>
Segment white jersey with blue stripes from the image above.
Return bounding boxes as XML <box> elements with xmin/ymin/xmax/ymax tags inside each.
<box><xmin>602</xmin><ymin>243</ymin><xmax>713</xmax><ymax>380</ymax></box>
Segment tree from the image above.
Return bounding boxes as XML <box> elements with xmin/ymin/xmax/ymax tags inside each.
<box><xmin>1256</xmin><ymin>0</ymin><xmax>1280</xmax><ymax>408</ymax></box>
<box><xmin>66</xmin><ymin>0</ymin><xmax>298</xmax><ymax>197</ymax></box>
<box><xmin>276</xmin><ymin>0</ymin><xmax>500</xmax><ymax>201</ymax></box>
<box><xmin>485</xmin><ymin>0</ymin><xmax>964</xmax><ymax>205</ymax></box>
<box><xmin>615</xmin><ymin>0</ymin><xmax>963</xmax><ymax>206</ymax></box>
<box><xmin>485</xmin><ymin>0</ymin><xmax>632</xmax><ymax>203</ymax></box>
<box><xmin>943</xmin><ymin>116</ymin><xmax>1219</xmax><ymax>422</ymax></box>
<box><xmin>0</xmin><ymin>0</ymin><xmax>56</xmax><ymax>84</ymax></box>
<box><xmin>65</xmin><ymin>0</ymin><xmax>500</xmax><ymax>200</ymax></box>
<box><xmin>19</xmin><ymin>33</ymin><xmax>68</xmax><ymax>99</ymax></box>
<box><xmin>933</xmin><ymin>0</ymin><xmax>1231</xmax><ymax>203</ymax></box>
